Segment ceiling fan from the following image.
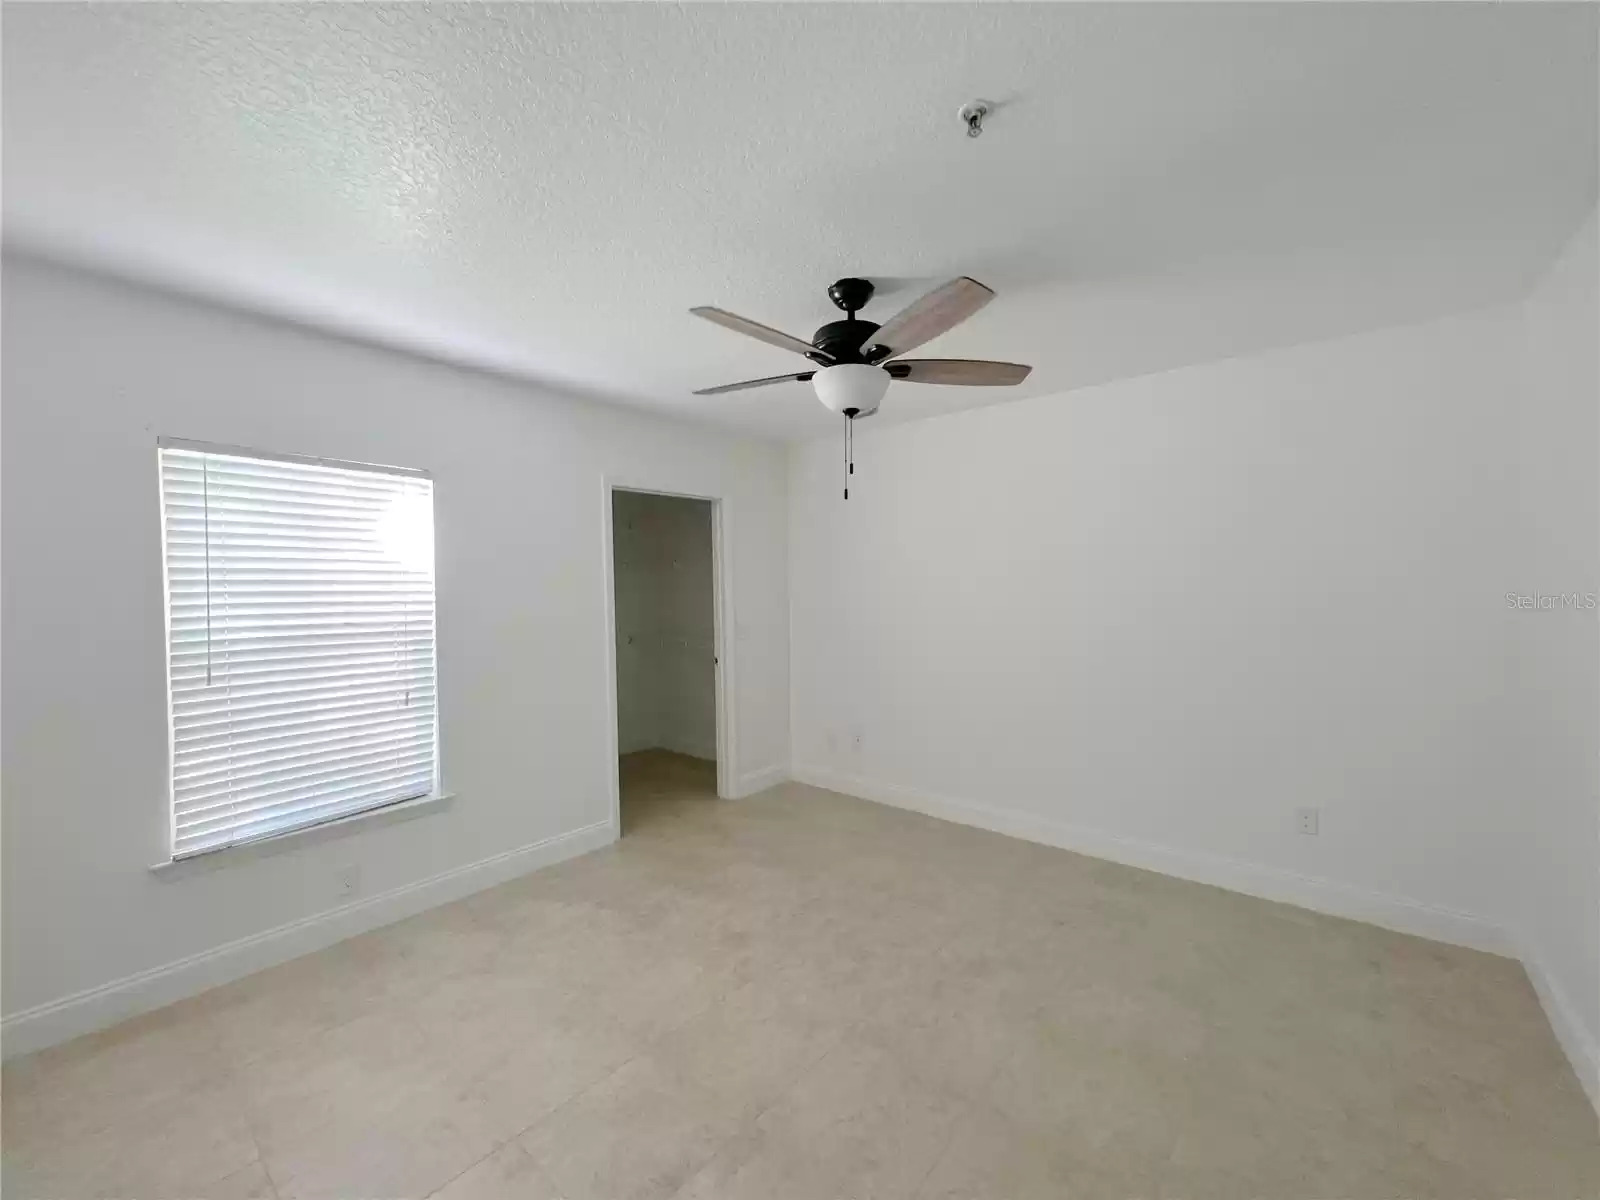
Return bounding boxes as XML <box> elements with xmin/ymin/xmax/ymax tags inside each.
<box><xmin>690</xmin><ymin>276</ymin><xmax>1031</xmax><ymax>498</ymax></box>
<box><xmin>684</xmin><ymin>276</ymin><xmax>1024</xmax><ymax>499</ymax></box>
<box><xmin>690</xmin><ymin>276</ymin><xmax>1031</xmax><ymax>416</ymax></box>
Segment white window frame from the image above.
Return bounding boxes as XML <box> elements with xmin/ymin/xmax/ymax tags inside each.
<box><xmin>157</xmin><ymin>437</ymin><xmax>441</xmax><ymax>861</ymax></box>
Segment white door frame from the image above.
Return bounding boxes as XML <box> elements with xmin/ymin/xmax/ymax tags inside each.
<box><xmin>600</xmin><ymin>478</ymin><xmax>735</xmax><ymax>835</ymax></box>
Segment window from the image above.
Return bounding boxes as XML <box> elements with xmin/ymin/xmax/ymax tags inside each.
<box><xmin>158</xmin><ymin>440</ymin><xmax>438</xmax><ymax>858</ymax></box>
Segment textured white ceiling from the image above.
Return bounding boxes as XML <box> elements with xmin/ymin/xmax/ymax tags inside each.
<box><xmin>4</xmin><ymin>3</ymin><xmax>1595</xmax><ymax>439</ymax></box>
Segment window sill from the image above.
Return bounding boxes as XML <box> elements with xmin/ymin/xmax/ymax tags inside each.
<box><xmin>149</xmin><ymin>792</ymin><xmax>455</xmax><ymax>879</ymax></box>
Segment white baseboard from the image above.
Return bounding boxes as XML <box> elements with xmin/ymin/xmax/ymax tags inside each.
<box><xmin>1518</xmin><ymin>938</ymin><xmax>1600</xmax><ymax>1114</ymax></box>
<box><xmin>791</xmin><ymin>767</ymin><xmax>1600</xmax><ymax>1106</ymax></box>
<box><xmin>660</xmin><ymin>738</ymin><xmax>718</xmax><ymax>763</ymax></box>
<box><xmin>622</xmin><ymin>742</ymin><xmax>717</xmax><ymax>765</ymax></box>
<box><xmin>1</xmin><ymin>820</ymin><xmax>616</xmax><ymax>1060</ymax></box>
<box><xmin>790</xmin><ymin>765</ymin><xmax>1511</xmax><ymax>956</ymax></box>
<box><xmin>796</xmin><ymin>765</ymin><xmax>1600</xmax><ymax>1114</ymax></box>
<box><xmin>732</xmin><ymin>764</ymin><xmax>789</xmax><ymax>799</ymax></box>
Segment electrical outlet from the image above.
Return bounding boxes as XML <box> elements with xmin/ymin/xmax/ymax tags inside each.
<box><xmin>851</xmin><ymin>730</ymin><xmax>863</xmax><ymax>755</ymax></box>
<box><xmin>337</xmin><ymin>865</ymin><xmax>361</xmax><ymax>898</ymax></box>
<box><xmin>1296</xmin><ymin>808</ymin><xmax>1320</xmax><ymax>836</ymax></box>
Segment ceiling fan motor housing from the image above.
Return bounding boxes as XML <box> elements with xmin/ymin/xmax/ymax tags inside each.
<box><xmin>809</xmin><ymin>277</ymin><xmax>881</xmax><ymax>363</ymax></box>
<box><xmin>810</xmin><ymin>318</ymin><xmax>881</xmax><ymax>363</ymax></box>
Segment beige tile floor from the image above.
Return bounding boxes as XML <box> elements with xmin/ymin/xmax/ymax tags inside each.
<box><xmin>4</xmin><ymin>749</ymin><xmax>1598</xmax><ymax>1199</ymax></box>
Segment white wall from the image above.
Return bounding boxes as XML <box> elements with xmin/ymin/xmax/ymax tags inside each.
<box><xmin>1510</xmin><ymin>209</ymin><xmax>1600</xmax><ymax>1101</ymax></box>
<box><xmin>790</xmin><ymin>305</ymin><xmax>1522</xmax><ymax>947</ymax></box>
<box><xmin>612</xmin><ymin>490</ymin><xmax>717</xmax><ymax>760</ymax></box>
<box><xmin>5</xmin><ymin>239</ymin><xmax>1590</xmax><ymax>1090</ymax></box>
<box><xmin>0</xmin><ymin>258</ymin><xmax>789</xmax><ymax>1045</ymax></box>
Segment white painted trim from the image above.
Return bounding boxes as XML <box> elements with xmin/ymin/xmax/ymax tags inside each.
<box><xmin>1519</xmin><ymin>937</ymin><xmax>1600</xmax><ymax>1114</ymax></box>
<box><xmin>655</xmin><ymin>736</ymin><xmax>720</xmax><ymax>764</ymax></box>
<box><xmin>600</xmin><ymin>478</ymin><xmax>737</xmax><ymax>829</ymax></box>
<box><xmin>599</xmin><ymin>480</ymin><xmax>625</xmax><ymax>839</ymax></box>
<box><xmin>732</xmin><ymin>764</ymin><xmax>789</xmax><ymax>799</ymax></box>
<box><xmin>712</xmin><ymin>496</ymin><xmax>737</xmax><ymax>801</ymax></box>
<box><xmin>791</xmin><ymin>765</ymin><xmax>1512</xmax><ymax>956</ymax></box>
<box><xmin>156</xmin><ymin>436</ymin><xmax>431</xmax><ymax>480</ymax></box>
<box><xmin>150</xmin><ymin>792</ymin><xmax>456</xmax><ymax>877</ymax></box>
<box><xmin>1</xmin><ymin>820</ymin><xmax>615</xmax><ymax>1060</ymax></box>
<box><xmin>792</xmin><ymin>765</ymin><xmax>1600</xmax><ymax>1105</ymax></box>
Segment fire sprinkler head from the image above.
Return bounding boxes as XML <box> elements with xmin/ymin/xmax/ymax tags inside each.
<box><xmin>958</xmin><ymin>99</ymin><xmax>992</xmax><ymax>138</ymax></box>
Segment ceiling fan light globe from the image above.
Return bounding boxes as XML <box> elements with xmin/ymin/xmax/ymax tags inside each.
<box><xmin>811</xmin><ymin>363</ymin><xmax>889</xmax><ymax>417</ymax></box>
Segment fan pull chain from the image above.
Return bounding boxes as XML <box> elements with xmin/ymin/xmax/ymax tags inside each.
<box><xmin>843</xmin><ymin>414</ymin><xmax>855</xmax><ymax>500</ymax></box>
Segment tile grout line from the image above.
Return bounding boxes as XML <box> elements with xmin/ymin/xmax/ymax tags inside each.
<box><xmin>419</xmin><ymin>1137</ymin><xmax>502</xmax><ymax>1200</ymax></box>
<box><xmin>506</xmin><ymin>1048</ymin><xmax>645</xmax><ymax>1151</ymax></box>
<box><xmin>661</xmin><ymin>1030</ymin><xmax>859</xmax><ymax>1200</ymax></box>
<box><xmin>11</xmin><ymin>763</ymin><xmax>1597</xmax><ymax>1197</ymax></box>
<box><xmin>252</xmin><ymin>1124</ymin><xmax>282</xmax><ymax>1200</ymax></box>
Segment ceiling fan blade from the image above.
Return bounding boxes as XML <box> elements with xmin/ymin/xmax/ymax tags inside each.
<box><xmin>693</xmin><ymin>371</ymin><xmax>815</xmax><ymax>396</ymax></box>
<box><xmin>690</xmin><ymin>306</ymin><xmax>830</xmax><ymax>361</ymax></box>
<box><xmin>887</xmin><ymin>359</ymin><xmax>1032</xmax><ymax>386</ymax></box>
<box><xmin>865</xmin><ymin>277</ymin><xmax>995</xmax><ymax>360</ymax></box>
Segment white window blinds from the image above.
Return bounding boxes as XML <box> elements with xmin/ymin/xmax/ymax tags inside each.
<box><xmin>159</xmin><ymin>441</ymin><xmax>438</xmax><ymax>859</ymax></box>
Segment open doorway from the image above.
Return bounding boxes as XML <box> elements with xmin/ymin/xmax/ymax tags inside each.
<box><xmin>608</xmin><ymin>487</ymin><xmax>725</xmax><ymax>834</ymax></box>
